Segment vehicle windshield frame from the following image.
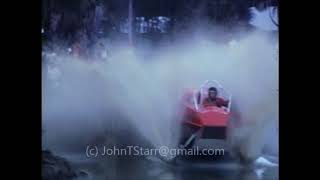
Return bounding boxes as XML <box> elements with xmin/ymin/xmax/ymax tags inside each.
<box><xmin>195</xmin><ymin>80</ymin><xmax>232</xmax><ymax>112</ymax></box>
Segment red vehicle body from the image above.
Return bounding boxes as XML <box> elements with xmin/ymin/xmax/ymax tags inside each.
<box><xmin>179</xmin><ymin>80</ymin><xmax>232</xmax><ymax>148</ymax></box>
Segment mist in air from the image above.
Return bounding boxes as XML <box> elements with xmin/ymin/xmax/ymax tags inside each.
<box><xmin>42</xmin><ymin>28</ymin><xmax>278</xmax><ymax>160</ymax></box>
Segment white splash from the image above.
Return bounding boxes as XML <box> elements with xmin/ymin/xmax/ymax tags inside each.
<box><xmin>255</xmin><ymin>156</ymin><xmax>278</xmax><ymax>167</ymax></box>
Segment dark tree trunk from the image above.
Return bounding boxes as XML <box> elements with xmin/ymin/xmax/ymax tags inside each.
<box><xmin>128</xmin><ymin>0</ymin><xmax>134</xmax><ymax>46</ymax></box>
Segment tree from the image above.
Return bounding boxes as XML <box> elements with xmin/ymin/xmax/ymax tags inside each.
<box><xmin>128</xmin><ymin>0</ymin><xmax>133</xmax><ymax>45</ymax></box>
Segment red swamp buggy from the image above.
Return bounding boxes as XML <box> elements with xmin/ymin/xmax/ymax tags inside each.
<box><xmin>178</xmin><ymin>80</ymin><xmax>233</xmax><ymax>149</ymax></box>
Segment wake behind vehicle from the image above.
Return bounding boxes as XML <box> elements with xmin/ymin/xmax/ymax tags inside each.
<box><xmin>178</xmin><ymin>80</ymin><xmax>232</xmax><ymax>149</ymax></box>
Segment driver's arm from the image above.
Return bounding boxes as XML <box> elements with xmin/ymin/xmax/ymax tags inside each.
<box><xmin>218</xmin><ymin>98</ymin><xmax>229</xmax><ymax>107</ymax></box>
